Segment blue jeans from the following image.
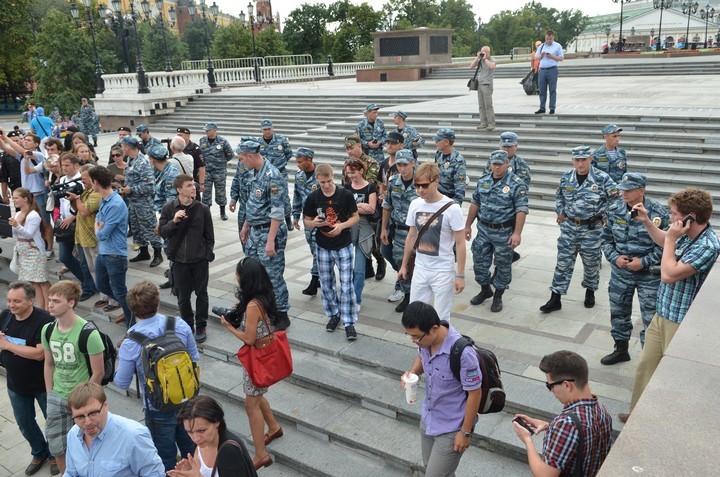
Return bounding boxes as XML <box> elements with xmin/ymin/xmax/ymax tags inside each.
<box><xmin>353</xmin><ymin>244</ymin><xmax>367</xmax><ymax>305</ymax></box>
<box><xmin>381</xmin><ymin>228</ymin><xmax>401</xmax><ymax>292</ymax></box>
<box><xmin>59</xmin><ymin>241</ymin><xmax>96</xmax><ymax>295</ymax></box>
<box><xmin>35</xmin><ymin>191</ymin><xmax>51</xmax><ymax>225</ymax></box>
<box><xmin>8</xmin><ymin>389</ymin><xmax>51</xmax><ymax>459</ymax></box>
<box><xmin>145</xmin><ymin>408</ymin><xmax>196</xmax><ymax>472</ymax></box>
<box><xmin>95</xmin><ymin>254</ymin><xmax>133</xmax><ymax>328</ymax></box>
<box><xmin>538</xmin><ymin>66</ymin><xmax>559</xmax><ymax>111</ymax></box>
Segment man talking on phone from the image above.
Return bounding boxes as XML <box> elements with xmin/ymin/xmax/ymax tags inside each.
<box><xmin>619</xmin><ymin>187</ymin><xmax>720</xmax><ymax>423</ymax></box>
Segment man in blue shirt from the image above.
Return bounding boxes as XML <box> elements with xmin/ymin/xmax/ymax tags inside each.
<box><xmin>89</xmin><ymin>166</ymin><xmax>132</xmax><ymax>327</ymax></box>
<box><xmin>30</xmin><ymin>107</ymin><xmax>55</xmax><ymax>141</ymax></box>
<box><xmin>63</xmin><ymin>382</ymin><xmax>164</xmax><ymax>477</ymax></box>
<box><xmin>534</xmin><ymin>30</ymin><xmax>564</xmax><ymax>115</ymax></box>
<box><xmin>115</xmin><ymin>280</ymin><xmax>199</xmax><ymax>472</ymax></box>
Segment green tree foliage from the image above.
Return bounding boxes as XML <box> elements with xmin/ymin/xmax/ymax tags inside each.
<box><xmin>255</xmin><ymin>28</ymin><xmax>291</xmax><ymax>58</ymax></box>
<box><xmin>384</xmin><ymin>0</ymin><xmax>440</xmax><ymax>28</ymax></box>
<box><xmin>0</xmin><ymin>0</ymin><xmax>35</xmax><ymax>93</ymax></box>
<box><xmin>325</xmin><ymin>1</ymin><xmax>383</xmax><ymax>62</ymax></box>
<box><xmin>137</xmin><ymin>22</ymin><xmax>189</xmax><ymax>71</ymax></box>
<box><xmin>211</xmin><ymin>21</ymin><xmax>252</xmax><ymax>58</ymax></box>
<box><xmin>282</xmin><ymin>4</ymin><xmax>331</xmax><ymax>61</ymax></box>
<box><xmin>182</xmin><ymin>20</ymin><xmax>216</xmax><ymax>61</ymax></box>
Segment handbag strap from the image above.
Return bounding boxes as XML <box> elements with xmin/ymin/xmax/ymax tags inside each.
<box><xmin>413</xmin><ymin>201</ymin><xmax>455</xmax><ymax>251</ymax></box>
<box><xmin>210</xmin><ymin>440</ymin><xmax>246</xmax><ymax>477</ymax></box>
<box><xmin>250</xmin><ymin>299</ymin><xmax>276</xmax><ymax>344</ymax></box>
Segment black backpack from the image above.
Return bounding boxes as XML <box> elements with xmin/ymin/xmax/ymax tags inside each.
<box><xmin>449</xmin><ymin>335</ymin><xmax>506</xmax><ymax>414</ymax></box>
<box><xmin>45</xmin><ymin>320</ymin><xmax>117</xmax><ymax>385</ymax></box>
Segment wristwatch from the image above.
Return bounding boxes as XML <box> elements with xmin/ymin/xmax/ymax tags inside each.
<box><xmin>462</xmin><ymin>431</ymin><xmax>472</xmax><ymax>438</ymax></box>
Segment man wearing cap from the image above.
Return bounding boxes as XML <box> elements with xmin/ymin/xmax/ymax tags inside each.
<box><xmin>148</xmin><ymin>146</ymin><xmax>180</xmax><ymax>212</ymax></box>
<box><xmin>259</xmin><ymin>119</ymin><xmax>294</xmax><ymax>229</ymax></box>
<box><xmin>377</xmin><ymin>131</ymin><xmax>405</xmax><ymax>296</ymax></box>
<box><xmin>392</xmin><ymin>111</ymin><xmax>424</xmax><ymax>158</ymax></box>
<box><xmin>489</xmin><ymin>132</ymin><xmax>531</xmax><ymax>187</ymax></box>
<box><xmin>79</xmin><ymin>98</ymin><xmax>99</xmax><ymax>147</ymax></box>
<box><xmin>433</xmin><ymin>128</ymin><xmax>467</xmax><ymax>205</ymax></box>
<box><xmin>176</xmin><ymin>127</ymin><xmax>206</xmax><ymax>201</ymax></box>
<box><xmin>540</xmin><ymin>146</ymin><xmax>619</xmax><ymax>313</ymax></box>
<box><xmin>292</xmin><ymin>147</ymin><xmax>321</xmax><ymax>296</ymax></box>
<box><xmin>592</xmin><ymin>124</ymin><xmax>627</xmax><ymax>183</ymax></box>
<box><xmin>470</xmin><ymin>45</ymin><xmax>497</xmax><ymax>131</ymax></box>
<box><xmin>30</xmin><ymin>107</ymin><xmax>55</xmax><ymax>141</ymax></box>
<box><xmin>466</xmin><ymin>150</ymin><xmax>528</xmax><ymax>312</ymax></box>
<box><xmin>136</xmin><ymin>124</ymin><xmax>161</xmax><ymax>153</ymax></box>
<box><xmin>229</xmin><ymin>137</ymin><xmax>256</xmax><ymax>245</ymax></box>
<box><xmin>355</xmin><ymin>103</ymin><xmax>387</xmax><ymax>163</ymax></box>
<box><xmin>600</xmin><ymin>173</ymin><xmax>669</xmax><ymax>365</ymax></box>
<box><xmin>534</xmin><ymin>30</ymin><xmax>564</xmax><ymax>115</ymax></box>
<box><xmin>121</xmin><ymin>136</ymin><xmax>164</xmax><ymax>267</ymax></box>
<box><xmin>380</xmin><ymin>149</ymin><xmax>418</xmax><ymax>312</ymax></box>
<box><xmin>237</xmin><ymin>141</ymin><xmax>291</xmax><ymax>330</ymax></box>
<box><xmin>199</xmin><ymin>123</ymin><xmax>233</xmax><ymax>221</ymax></box>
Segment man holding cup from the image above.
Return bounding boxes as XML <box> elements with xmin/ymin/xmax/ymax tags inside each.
<box><xmin>401</xmin><ymin>301</ymin><xmax>482</xmax><ymax>475</ymax></box>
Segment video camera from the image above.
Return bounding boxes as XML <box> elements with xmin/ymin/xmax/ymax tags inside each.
<box><xmin>51</xmin><ymin>178</ymin><xmax>84</xmax><ymax>201</ymax></box>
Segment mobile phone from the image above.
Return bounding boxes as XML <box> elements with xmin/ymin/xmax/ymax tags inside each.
<box><xmin>630</xmin><ymin>209</ymin><xmax>638</xmax><ymax>219</ymax></box>
<box><xmin>513</xmin><ymin>417</ymin><xmax>535</xmax><ymax>435</ymax></box>
<box><xmin>681</xmin><ymin>214</ymin><xmax>695</xmax><ymax>227</ymax></box>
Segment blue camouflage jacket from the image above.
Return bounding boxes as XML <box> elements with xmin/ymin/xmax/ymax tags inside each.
<box><xmin>556</xmin><ymin>166</ymin><xmax>619</xmax><ymax>220</ymax></box>
<box><xmin>434</xmin><ymin>149</ymin><xmax>467</xmax><ymax>205</ymax></box>
<box><xmin>244</xmin><ymin>160</ymin><xmax>287</xmax><ymax>225</ymax></box>
<box><xmin>259</xmin><ymin>134</ymin><xmax>293</xmax><ymax>177</ymax></box>
<box><xmin>591</xmin><ymin>145</ymin><xmax>627</xmax><ymax>183</ymax></box>
<box><xmin>292</xmin><ymin>168</ymin><xmax>319</xmax><ymax>221</ymax></box>
<box><xmin>472</xmin><ymin>171</ymin><xmax>529</xmax><ymax>224</ymax></box>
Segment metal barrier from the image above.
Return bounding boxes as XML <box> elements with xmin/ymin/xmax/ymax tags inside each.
<box><xmin>181</xmin><ymin>54</ymin><xmax>314</xmax><ymax>70</ymax></box>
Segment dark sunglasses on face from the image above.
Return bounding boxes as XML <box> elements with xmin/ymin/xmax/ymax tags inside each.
<box><xmin>414</xmin><ymin>179</ymin><xmax>436</xmax><ymax>189</ymax></box>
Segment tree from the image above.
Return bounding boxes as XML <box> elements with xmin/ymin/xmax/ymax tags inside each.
<box><xmin>137</xmin><ymin>22</ymin><xmax>189</xmax><ymax>71</ymax></box>
<box><xmin>0</xmin><ymin>0</ymin><xmax>35</xmax><ymax>95</ymax></box>
<box><xmin>182</xmin><ymin>20</ymin><xmax>216</xmax><ymax>61</ymax></box>
<box><xmin>282</xmin><ymin>4</ymin><xmax>331</xmax><ymax>61</ymax></box>
<box><xmin>255</xmin><ymin>28</ymin><xmax>291</xmax><ymax>58</ymax></box>
<box><xmin>325</xmin><ymin>1</ymin><xmax>383</xmax><ymax>62</ymax></box>
<box><xmin>437</xmin><ymin>0</ymin><xmax>478</xmax><ymax>56</ymax></box>
<box><xmin>383</xmin><ymin>0</ymin><xmax>440</xmax><ymax>29</ymax></box>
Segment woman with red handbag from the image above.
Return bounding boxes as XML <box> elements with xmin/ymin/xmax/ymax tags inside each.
<box><xmin>219</xmin><ymin>257</ymin><xmax>284</xmax><ymax>470</ymax></box>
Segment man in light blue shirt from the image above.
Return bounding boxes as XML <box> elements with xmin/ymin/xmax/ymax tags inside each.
<box><xmin>534</xmin><ymin>30</ymin><xmax>564</xmax><ymax>115</ymax></box>
<box><xmin>63</xmin><ymin>382</ymin><xmax>164</xmax><ymax>477</ymax></box>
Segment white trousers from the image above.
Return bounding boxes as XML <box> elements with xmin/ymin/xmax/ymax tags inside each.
<box><xmin>410</xmin><ymin>266</ymin><xmax>455</xmax><ymax>322</ymax></box>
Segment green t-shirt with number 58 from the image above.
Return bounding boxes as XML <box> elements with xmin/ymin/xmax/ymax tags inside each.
<box><xmin>41</xmin><ymin>316</ymin><xmax>104</xmax><ymax>398</ymax></box>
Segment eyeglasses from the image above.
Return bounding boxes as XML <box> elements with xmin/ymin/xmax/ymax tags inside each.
<box><xmin>545</xmin><ymin>378</ymin><xmax>575</xmax><ymax>391</ymax></box>
<box><xmin>111</xmin><ymin>153</ymin><xmax>123</xmax><ymax>158</ymax></box>
<box><xmin>72</xmin><ymin>403</ymin><xmax>104</xmax><ymax>423</ymax></box>
<box><xmin>405</xmin><ymin>331</ymin><xmax>427</xmax><ymax>343</ymax></box>
<box><xmin>414</xmin><ymin>180</ymin><xmax>436</xmax><ymax>189</ymax></box>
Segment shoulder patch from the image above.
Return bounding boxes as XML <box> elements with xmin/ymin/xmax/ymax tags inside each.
<box><xmin>652</xmin><ymin>217</ymin><xmax>661</xmax><ymax>226</ymax></box>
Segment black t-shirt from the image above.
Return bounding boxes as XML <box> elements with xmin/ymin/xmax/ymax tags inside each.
<box><xmin>377</xmin><ymin>158</ymin><xmax>398</xmax><ymax>189</ymax></box>
<box><xmin>0</xmin><ymin>307</ymin><xmax>54</xmax><ymax>394</ymax></box>
<box><xmin>0</xmin><ymin>152</ymin><xmax>22</xmax><ymax>192</ymax></box>
<box><xmin>349</xmin><ymin>182</ymin><xmax>377</xmax><ymax>213</ymax></box>
<box><xmin>303</xmin><ymin>186</ymin><xmax>358</xmax><ymax>250</ymax></box>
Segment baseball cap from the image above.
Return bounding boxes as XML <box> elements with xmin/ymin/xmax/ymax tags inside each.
<box><xmin>395</xmin><ymin>149</ymin><xmax>414</xmax><ymax>164</ymax></box>
<box><xmin>386</xmin><ymin>132</ymin><xmax>404</xmax><ymax>144</ymax></box>
<box><xmin>147</xmin><ymin>146</ymin><xmax>169</xmax><ymax>160</ymax></box>
<box><xmin>432</xmin><ymin>128</ymin><xmax>455</xmax><ymax>141</ymax></box>
<box><xmin>571</xmin><ymin>146</ymin><xmax>592</xmax><ymax>159</ymax></box>
<box><xmin>344</xmin><ymin>134</ymin><xmax>361</xmax><ymax>147</ymax></box>
<box><xmin>488</xmin><ymin>150</ymin><xmax>509</xmax><ymax>165</ymax></box>
<box><xmin>601</xmin><ymin>124</ymin><xmax>623</xmax><ymax>135</ymax></box>
<box><xmin>394</xmin><ymin>111</ymin><xmax>408</xmax><ymax>120</ymax></box>
<box><xmin>120</xmin><ymin>136</ymin><xmax>141</xmax><ymax>148</ymax></box>
<box><xmin>203</xmin><ymin>122</ymin><xmax>218</xmax><ymax>131</ymax></box>
<box><xmin>364</xmin><ymin>103</ymin><xmax>380</xmax><ymax>113</ymax></box>
<box><xmin>260</xmin><ymin>119</ymin><xmax>273</xmax><ymax>129</ymax></box>
<box><xmin>295</xmin><ymin>147</ymin><xmax>315</xmax><ymax>159</ymax></box>
<box><xmin>499</xmin><ymin>131</ymin><xmax>518</xmax><ymax>147</ymax></box>
<box><xmin>617</xmin><ymin>172</ymin><xmax>647</xmax><ymax>191</ymax></box>
<box><xmin>235</xmin><ymin>140</ymin><xmax>261</xmax><ymax>154</ymax></box>
<box><xmin>135</xmin><ymin>124</ymin><xmax>149</xmax><ymax>134</ymax></box>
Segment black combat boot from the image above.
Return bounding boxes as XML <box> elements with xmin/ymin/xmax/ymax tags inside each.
<box><xmin>150</xmin><ymin>247</ymin><xmax>164</xmax><ymax>268</ymax></box>
<box><xmin>584</xmin><ymin>288</ymin><xmax>596</xmax><ymax>308</ymax></box>
<box><xmin>129</xmin><ymin>246</ymin><xmax>151</xmax><ymax>262</ymax></box>
<box><xmin>395</xmin><ymin>293</ymin><xmax>410</xmax><ymax>313</ymax></box>
<box><xmin>470</xmin><ymin>284</ymin><xmax>494</xmax><ymax>306</ymax></box>
<box><xmin>601</xmin><ymin>340</ymin><xmax>631</xmax><ymax>365</ymax></box>
<box><xmin>539</xmin><ymin>292</ymin><xmax>562</xmax><ymax>313</ymax></box>
<box><xmin>275</xmin><ymin>311</ymin><xmax>291</xmax><ymax>331</ymax></box>
<box><xmin>365</xmin><ymin>257</ymin><xmax>375</xmax><ymax>279</ymax></box>
<box><xmin>286</xmin><ymin>216</ymin><xmax>293</xmax><ymax>231</ymax></box>
<box><xmin>512</xmin><ymin>251</ymin><xmax>521</xmax><ymax>263</ymax></box>
<box><xmin>375</xmin><ymin>257</ymin><xmax>386</xmax><ymax>281</ymax></box>
<box><xmin>302</xmin><ymin>276</ymin><xmax>320</xmax><ymax>296</ymax></box>
<box><xmin>220</xmin><ymin>206</ymin><xmax>228</xmax><ymax>221</ymax></box>
<box><xmin>490</xmin><ymin>289</ymin><xmax>504</xmax><ymax>312</ymax></box>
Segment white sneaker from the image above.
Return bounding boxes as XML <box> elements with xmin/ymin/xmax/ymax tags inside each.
<box><xmin>388</xmin><ymin>289</ymin><xmax>405</xmax><ymax>302</ymax></box>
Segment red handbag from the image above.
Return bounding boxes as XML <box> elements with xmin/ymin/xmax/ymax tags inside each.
<box><xmin>236</xmin><ymin>310</ymin><xmax>293</xmax><ymax>388</ymax></box>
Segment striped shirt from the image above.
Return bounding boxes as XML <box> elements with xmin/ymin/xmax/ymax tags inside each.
<box><xmin>543</xmin><ymin>397</ymin><xmax>613</xmax><ymax>477</ymax></box>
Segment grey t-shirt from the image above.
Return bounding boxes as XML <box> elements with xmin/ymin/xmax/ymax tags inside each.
<box><xmin>477</xmin><ymin>56</ymin><xmax>495</xmax><ymax>85</ymax></box>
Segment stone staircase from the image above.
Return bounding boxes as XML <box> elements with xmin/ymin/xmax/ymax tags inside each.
<box><xmin>149</xmin><ymin>94</ymin><xmax>720</xmax><ymax>222</ymax></box>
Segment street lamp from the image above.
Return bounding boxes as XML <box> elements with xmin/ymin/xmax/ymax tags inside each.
<box><xmin>69</xmin><ymin>1</ymin><xmax>105</xmax><ymax>94</ymax></box>
<box><xmin>653</xmin><ymin>0</ymin><xmax>674</xmax><ymax>52</ymax></box>
<box><xmin>682</xmin><ymin>2</ymin><xmax>699</xmax><ymax>49</ymax></box>
<box><xmin>535</xmin><ymin>22</ymin><xmax>542</xmax><ymax>40</ymax></box>
<box><xmin>573</xmin><ymin>26</ymin><xmax>581</xmax><ymax>52</ymax></box>
<box><xmin>247</xmin><ymin>2</ymin><xmax>261</xmax><ymax>83</ymax></box>
<box><xmin>100</xmin><ymin>2</ymin><xmax>131</xmax><ymax>73</ymax></box>
<box><xmin>700</xmin><ymin>4</ymin><xmax>715</xmax><ymax>48</ymax></box>
<box><xmin>613</xmin><ymin>0</ymin><xmax>632</xmax><ymax>52</ymax></box>
<box><xmin>188</xmin><ymin>0</ymin><xmax>219</xmax><ymax>88</ymax></box>
<box><xmin>102</xmin><ymin>0</ymin><xmax>150</xmax><ymax>93</ymax></box>
<box><xmin>140</xmin><ymin>0</ymin><xmax>176</xmax><ymax>77</ymax></box>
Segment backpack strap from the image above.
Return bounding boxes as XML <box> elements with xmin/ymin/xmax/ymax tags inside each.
<box><xmin>127</xmin><ymin>331</ymin><xmax>151</xmax><ymax>346</ymax></box>
<box><xmin>165</xmin><ymin>316</ymin><xmax>176</xmax><ymax>335</ymax></box>
<box><xmin>78</xmin><ymin>321</ymin><xmax>99</xmax><ymax>355</ymax></box>
<box><xmin>566</xmin><ymin>412</ymin><xmax>585</xmax><ymax>477</ymax></box>
<box><xmin>44</xmin><ymin>321</ymin><xmax>56</xmax><ymax>344</ymax></box>
<box><xmin>450</xmin><ymin>335</ymin><xmax>473</xmax><ymax>382</ymax></box>
<box><xmin>1</xmin><ymin>309</ymin><xmax>13</xmax><ymax>332</ymax></box>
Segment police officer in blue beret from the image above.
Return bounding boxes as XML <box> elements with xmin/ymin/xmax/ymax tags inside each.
<box><xmin>391</xmin><ymin>111</ymin><xmax>424</xmax><ymax>159</ymax></box>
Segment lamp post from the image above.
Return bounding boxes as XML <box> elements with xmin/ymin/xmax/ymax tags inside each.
<box><xmin>653</xmin><ymin>0</ymin><xmax>674</xmax><ymax>52</ymax></box>
<box><xmin>100</xmin><ymin>2</ymin><xmax>131</xmax><ymax>73</ymax></box>
<box><xmin>188</xmin><ymin>0</ymin><xmax>219</xmax><ymax>88</ymax></box>
<box><xmin>535</xmin><ymin>22</ymin><xmax>542</xmax><ymax>41</ymax></box>
<box><xmin>605</xmin><ymin>26</ymin><xmax>611</xmax><ymax>52</ymax></box>
<box><xmin>573</xmin><ymin>26</ymin><xmax>581</xmax><ymax>52</ymax></box>
<box><xmin>70</xmin><ymin>1</ymin><xmax>105</xmax><ymax>94</ymax></box>
<box><xmin>103</xmin><ymin>0</ymin><xmax>150</xmax><ymax>93</ymax></box>
<box><xmin>613</xmin><ymin>0</ymin><xmax>632</xmax><ymax>52</ymax></box>
<box><xmin>140</xmin><ymin>0</ymin><xmax>176</xmax><ymax>75</ymax></box>
<box><xmin>700</xmin><ymin>4</ymin><xmax>716</xmax><ymax>48</ymax></box>
<box><xmin>682</xmin><ymin>2</ymin><xmax>699</xmax><ymax>49</ymax></box>
<box><xmin>247</xmin><ymin>2</ymin><xmax>261</xmax><ymax>83</ymax></box>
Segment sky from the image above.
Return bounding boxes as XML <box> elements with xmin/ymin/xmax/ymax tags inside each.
<box><xmin>213</xmin><ymin>0</ymin><xmax>616</xmax><ymax>25</ymax></box>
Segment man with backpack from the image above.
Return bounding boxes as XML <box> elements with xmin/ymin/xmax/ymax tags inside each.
<box><xmin>400</xmin><ymin>301</ymin><xmax>482</xmax><ymax>475</ymax></box>
<box><xmin>513</xmin><ymin>351</ymin><xmax>613</xmax><ymax>477</ymax></box>
<box><xmin>114</xmin><ymin>280</ymin><xmax>200</xmax><ymax>472</ymax></box>
<box><xmin>41</xmin><ymin>280</ymin><xmax>105</xmax><ymax>476</ymax></box>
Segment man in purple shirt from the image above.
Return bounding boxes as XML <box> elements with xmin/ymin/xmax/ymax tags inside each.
<box><xmin>401</xmin><ymin>301</ymin><xmax>482</xmax><ymax>475</ymax></box>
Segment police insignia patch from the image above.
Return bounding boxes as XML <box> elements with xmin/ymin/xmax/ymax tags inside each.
<box><xmin>444</xmin><ymin>162</ymin><xmax>450</xmax><ymax>169</ymax></box>
<box><xmin>311</xmin><ymin>184</ymin><xmax>318</xmax><ymax>190</ymax></box>
<box><xmin>591</xmin><ymin>184</ymin><xmax>598</xmax><ymax>191</ymax></box>
<box><xmin>216</xmin><ymin>145</ymin><xmax>221</xmax><ymax>150</ymax></box>
<box><xmin>652</xmin><ymin>217</ymin><xmax>661</xmax><ymax>226</ymax></box>
<box><xmin>255</xmin><ymin>189</ymin><xmax>262</xmax><ymax>198</ymax></box>
<box><xmin>278</xmin><ymin>145</ymin><xmax>283</xmax><ymax>151</ymax></box>
<box><xmin>403</xmin><ymin>133</ymin><xmax>408</xmax><ymax>138</ymax></box>
<box><xmin>508</xmin><ymin>167</ymin><xmax>513</xmax><ymax>172</ymax></box>
<box><xmin>618</xmin><ymin>162</ymin><xmax>625</xmax><ymax>169</ymax></box>
<box><xmin>502</xmin><ymin>186</ymin><xmax>510</xmax><ymax>193</ymax></box>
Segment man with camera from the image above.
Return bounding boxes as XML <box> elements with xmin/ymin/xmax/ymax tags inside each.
<box><xmin>56</xmin><ymin>154</ymin><xmax>97</xmax><ymax>302</ymax></box>
<box><xmin>620</xmin><ymin>188</ymin><xmax>720</xmax><ymax>423</ymax></box>
<box><xmin>600</xmin><ymin>173</ymin><xmax>669</xmax><ymax>365</ymax></box>
<box><xmin>470</xmin><ymin>46</ymin><xmax>497</xmax><ymax>131</ymax></box>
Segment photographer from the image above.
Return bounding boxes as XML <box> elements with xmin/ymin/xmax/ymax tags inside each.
<box><xmin>470</xmin><ymin>46</ymin><xmax>497</xmax><ymax>131</ymax></box>
<box><xmin>620</xmin><ymin>188</ymin><xmax>720</xmax><ymax>423</ymax></box>
<box><xmin>56</xmin><ymin>153</ymin><xmax>97</xmax><ymax>302</ymax></box>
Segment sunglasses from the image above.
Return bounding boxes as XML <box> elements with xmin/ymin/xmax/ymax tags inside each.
<box><xmin>545</xmin><ymin>378</ymin><xmax>575</xmax><ymax>391</ymax></box>
<box><xmin>111</xmin><ymin>153</ymin><xmax>123</xmax><ymax>158</ymax></box>
<box><xmin>414</xmin><ymin>179</ymin><xmax>436</xmax><ymax>189</ymax></box>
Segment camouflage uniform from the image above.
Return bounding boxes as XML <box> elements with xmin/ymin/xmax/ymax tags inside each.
<box><xmin>382</xmin><ymin>171</ymin><xmax>418</xmax><ymax>294</ymax></box>
<box><xmin>153</xmin><ymin>162</ymin><xmax>180</xmax><ymax>212</ymax></box>
<box><xmin>79</xmin><ymin>103</ymin><xmax>99</xmax><ymax>140</ymax></box>
<box><xmin>551</xmin><ymin>166</ymin><xmax>619</xmax><ymax>295</ymax></box>
<box><xmin>141</xmin><ymin>137</ymin><xmax>162</xmax><ymax>153</ymax></box>
<box><xmin>259</xmin><ymin>133</ymin><xmax>293</xmax><ymax>219</ymax></box>
<box><xmin>434</xmin><ymin>149</ymin><xmax>467</xmax><ymax>205</ymax></box>
<box><xmin>355</xmin><ymin>117</ymin><xmax>387</xmax><ymax>163</ymax></box>
<box><xmin>592</xmin><ymin>144</ymin><xmax>627</xmax><ymax>183</ymax></box>
<box><xmin>199</xmin><ymin>134</ymin><xmax>234</xmax><ymax>208</ymax></box>
<box><xmin>484</xmin><ymin>154</ymin><xmax>532</xmax><ymax>187</ymax></box>
<box><xmin>471</xmin><ymin>171</ymin><xmax>529</xmax><ymax>291</ymax></box>
<box><xmin>602</xmin><ymin>194</ymin><xmax>669</xmax><ymax>345</ymax></box>
<box><xmin>393</xmin><ymin>123</ymin><xmax>425</xmax><ymax>157</ymax></box>
<box><xmin>230</xmin><ymin>160</ymin><xmax>253</xmax><ymax>232</ymax></box>
<box><xmin>293</xmin><ymin>167</ymin><xmax>320</xmax><ymax>277</ymax></box>
<box><xmin>126</xmin><ymin>153</ymin><xmax>162</xmax><ymax>249</ymax></box>
<box><xmin>244</xmin><ymin>160</ymin><xmax>290</xmax><ymax>313</ymax></box>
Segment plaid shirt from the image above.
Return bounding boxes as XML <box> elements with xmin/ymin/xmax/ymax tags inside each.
<box><xmin>543</xmin><ymin>397</ymin><xmax>612</xmax><ymax>477</ymax></box>
<box><xmin>656</xmin><ymin>227</ymin><xmax>720</xmax><ymax>323</ymax></box>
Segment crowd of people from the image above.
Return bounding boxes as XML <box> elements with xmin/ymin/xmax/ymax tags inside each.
<box><xmin>0</xmin><ymin>97</ymin><xmax>718</xmax><ymax>477</ymax></box>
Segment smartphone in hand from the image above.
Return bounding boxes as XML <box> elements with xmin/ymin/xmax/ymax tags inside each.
<box><xmin>513</xmin><ymin>417</ymin><xmax>535</xmax><ymax>435</ymax></box>
<box><xmin>681</xmin><ymin>214</ymin><xmax>695</xmax><ymax>227</ymax></box>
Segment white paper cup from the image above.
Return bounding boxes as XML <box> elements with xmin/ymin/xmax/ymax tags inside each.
<box><xmin>403</xmin><ymin>373</ymin><xmax>419</xmax><ymax>404</ymax></box>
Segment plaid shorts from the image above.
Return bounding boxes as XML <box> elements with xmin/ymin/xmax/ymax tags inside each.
<box><xmin>46</xmin><ymin>391</ymin><xmax>73</xmax><ymax>456</ymax></box>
